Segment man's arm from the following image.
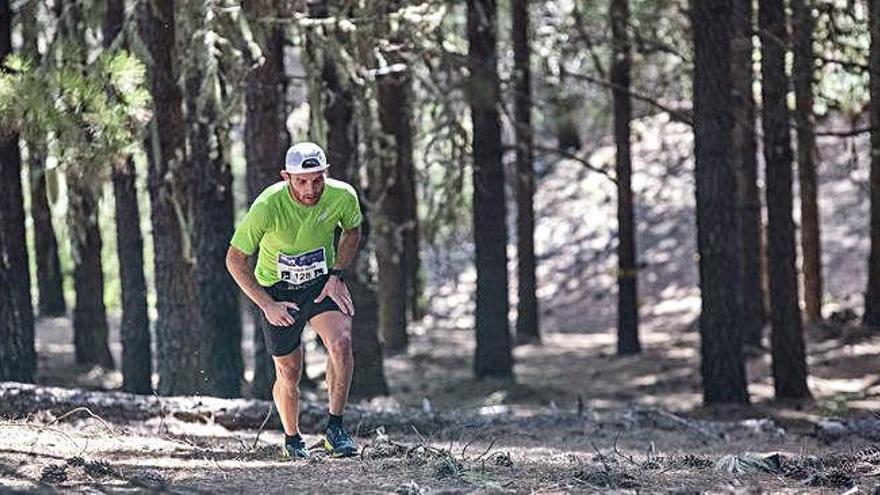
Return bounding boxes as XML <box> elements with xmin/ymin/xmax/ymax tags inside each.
<box><xmin>315</xmin><ymin>225</ymin><xmax>362</xmax><ymax>315</ymax></box>
<box><xmin>226</xmin><ymin>246</ymin><xmax>298</xmax><ymax>326</ymax></box>
<box><xmin>332</xmin><ymin>225</ymin><xmax>362</xmax><ymax>272</ymax></box>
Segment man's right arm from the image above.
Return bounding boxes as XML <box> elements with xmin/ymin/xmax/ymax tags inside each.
<box><xmin>225</xmin><ymin>246</ymin><xmax>298</xmax><ymax>327</ymax></box>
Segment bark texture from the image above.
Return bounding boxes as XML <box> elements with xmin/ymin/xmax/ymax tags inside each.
<box><xmin>183</xmin><ymin>0</ymin><xmax>243</xmax><ymax>398</ymax></box>
<box><xmin>105</xmin><ymin>0</ymin><xmax>152</xmax><ymax>394</ymax></box>
<box><xmin>731</xmin><ymin>0</ymin><xmax>766</xmax><ymax>346</ymax></box>
<box><xmin>611</xmin><ymin>0</ymin><xmax>640</xmax><ymax>355</ymax></box>
<box><xmin>138</xmin><ymin>0</ymin><xmax>209</xmax><ymax>395</ymax></box>
<box><xmin>0</xmin><ymin>0</ymin><xmax>36</xmax><ymax>382</ymax></box>
<box><xmin>513</xmin><ymin>0</ymin><xmax>540</xmax><ymax>346</ymax></box>
<box><xmin>468</xmin><ymin>0</ymin><xmax>513</xmax><ymax>378</ymax></box>
<box><xmin>691</xmin><ymin>0</ymin><xmax>749</xmax><ymax>404</ymax></box>
<box><xmin>864</xmin><ymin>0</ymin><xmax>880</xmax><ymax>327</ymax></box>
<box><xmin>759</xmin><ymin>0</ymin><xmax>812</xmax><ymax>398</ymax></box>
<box><xmin>792</xmin><ymin>0</ymin><xmax>823</xmax><ymax>323</ymax></box>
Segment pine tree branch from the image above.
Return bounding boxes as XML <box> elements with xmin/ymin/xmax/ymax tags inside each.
<box><xmin>563</xmin><ymin>70</ymin><xmax>693</xmax><ymax>126</ymax></box>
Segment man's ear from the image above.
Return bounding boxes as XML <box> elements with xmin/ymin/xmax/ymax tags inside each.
<box><xmin>280</xmin><ymin>170</ymin><xmax>290</xmax><ymax>181</ymax></box>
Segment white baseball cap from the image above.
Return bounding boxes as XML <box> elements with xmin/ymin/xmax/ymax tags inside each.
<box><xmin>285</xmin><ymin>142</ymin><xmax>329</xmax><ymax>174</ymax></box>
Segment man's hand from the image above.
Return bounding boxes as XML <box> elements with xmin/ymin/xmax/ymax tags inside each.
<box><xmin>315</xmin><ymin>276</ymin><xmax>355</xmax><ymax>315</ymax></box>
<box><xmin>262</xmin><ymin>300</ymin><xmax>300</xmax><ymax>327</ymax></box>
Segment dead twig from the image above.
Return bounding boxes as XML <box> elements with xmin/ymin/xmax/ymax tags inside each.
<box><xmin>152</xmin><ymin>390</ymin><xmax>168</xmax><ymax>435</ymax></box>
<box><xmin>250</xmin><ymin>403</ymin><xmax>274</xmax><ymax>451</ymax></box>
<box><xmin>612</xmin><ymin>431</ymin><xmax>643</xmax><ymax>468</ymax></box>
<box><xmin>47</xmin><ymin>406</ymin><xmax>118</xmax><ymax>437</ymax></box>
<box><xmin>473</xmin><ymin>437</ymin><xmax>500</xmax><ymax>462</ymax></box>
<box><xmin>639</xmin><ymin>407</ymin><xmax>723</xmax><ymax>442</ymax></box>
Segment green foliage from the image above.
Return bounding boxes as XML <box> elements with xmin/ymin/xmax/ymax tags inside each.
<box><xmin>0</xmin><ymin>47</ymin><xmax>151</xmax><ymax>184</ymax></box>
<box><xmin>813</xmin><ymin>0</ymin><xmax>871</xmax><ymax>115</ymax></box>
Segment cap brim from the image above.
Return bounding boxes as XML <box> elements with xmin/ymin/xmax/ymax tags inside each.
<box><xmin>285</xmin><ymin>163</ymin><xmax>330</xmax><ymax>174</ymax></box>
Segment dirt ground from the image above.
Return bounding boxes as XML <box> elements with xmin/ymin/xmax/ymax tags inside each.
<box><xmin>2</xmin><ymin>309</ymin><xmax>879</xmax><ymax>493</ymax></box>
<box><xmin>3</xmin><ymin>116</ymin><xmax>879</xmax><ymax>493</ymax></box>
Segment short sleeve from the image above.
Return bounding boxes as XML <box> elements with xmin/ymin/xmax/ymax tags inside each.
<box><xmin>339</xmin><ymin>189</ymin><xmax>363</xmax><ymax>230</ymax></box>
<box><xmin>230</xmin><ymin>202</ymin><xmax>270</xmax><ymax>255</ymax></box>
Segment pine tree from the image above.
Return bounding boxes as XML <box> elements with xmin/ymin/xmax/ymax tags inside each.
<box><xmin>611</xmin><ymin>0</ymin><xmax>640</xmax><ymax>355</ymax></box>
<box><xmin>138</xmin><ymin>0</ymin><xmax>209</xmax><ymax>395</ymax></box>
<box><xmin>182</xmin><ymin>0</ymin><xmax>243</xmax><ymax>398</ymax></box>
<box><xmin>792</xmin><ymin>0</ymin><xmax>823</xmax><ymax>323</ymax></box>
<box><xmin>468</xmin><ymin>0</ymin><xmax>513</xmax><ymax>379</ymax></box>
<box><xmin>22</xmin><ymin>2</ymin><xmax>66</xmax><ymax>318</ymax></box>
<box><xmin>691</xmin><ymin>0</ymin><xmax>749</xmax><ymax>404</ymax></box>
<box><xmin>513</xmin><ymin>0</ymin><xmax>541</xmax><ymax>346</ymax></box>
<box><xmin>865</xmin><ymin>0</ymin><xmax>880</xmax><ymax>328</ymax></box>
<box><xmin>731</xmin><ymin>0</ymin><xmax>766</xmax><ymax>347</ymax></box>
<box><xmin>104</xmin><ymin>0</ymin><xmax>152</xmax><ymax>394</ymax></box>
<box><xmin>759</xmin><ymin>0</ymin><xmax>811</xmax><ymax>399</ymax></box>
<box><xmin>0</xmin><ymin>0</ymin><xmax>36</xmax><ymax>382</ymax></box>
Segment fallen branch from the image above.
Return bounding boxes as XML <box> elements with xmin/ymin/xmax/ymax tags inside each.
<box><xmin>612</xmin><ymin>431</ymin><xmax>643</xmax><ymax>468</ymax></box>
<box><xmin>634</xmin><ymin>406</ymin><xmax>724</xmax><ymax>442</ymax></box>
<box><xmin>47</xmin><ymin>406</ymin><xmax>119</xmax><ymax>437</ymax></box>
<box><xmin>251</xmin><ymin>403</ymin><xmax>273</xmax><ymax>450</ymax></box>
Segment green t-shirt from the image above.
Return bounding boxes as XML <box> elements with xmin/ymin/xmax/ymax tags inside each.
<box><xmin>230</xmin><ymin>179</ymin><xmax>363</xmax><ymax>287</ymax></box>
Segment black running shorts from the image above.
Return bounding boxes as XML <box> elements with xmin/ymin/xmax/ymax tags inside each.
<box><xmin>261</xmin><ymin>275</ymin><xmax>341</xmax><ymax>357</ymax></box>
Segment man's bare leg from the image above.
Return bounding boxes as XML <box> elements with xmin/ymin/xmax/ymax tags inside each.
<box><xmin>310</xmin><ymin>311</ymin><xmax>353</xmax><ymax>416</ymax></box>
<box><xmin>272</xmin><ymin>348</ymin><xmax>303</xmax><ymax>435</ymax></box>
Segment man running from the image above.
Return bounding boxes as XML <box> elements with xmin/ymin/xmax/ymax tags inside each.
<box><xmin>226</xmin><ymin>142</ymin><xmax>361</xmax><ymax>459</ymax></box>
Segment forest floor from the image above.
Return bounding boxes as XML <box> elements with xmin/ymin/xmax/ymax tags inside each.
<box><xmin>3</xmin><ymin>114</ymin><xmax>880</xmax><ymax>493</ymax></box>
<box><xmin>1</xmin><ymin>316</ymin><xmax>880</xmax><ymax>494</ymax></box>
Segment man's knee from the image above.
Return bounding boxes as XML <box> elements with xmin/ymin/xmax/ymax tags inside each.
<box><xmin>328</xmin><ymin>333</ymin><xmax>353</xmax><ymax>359</ymax></box>
<box><xmin>274</xmin><ymin>354</ymin><xmax>303</xmax><ymax>386</ymax></box>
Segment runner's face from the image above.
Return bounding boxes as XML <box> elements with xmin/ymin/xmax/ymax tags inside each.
<box><xmin>284</xmin><ymin>171</ymin><xmax>325</xmax><ymax>206</ymax></box>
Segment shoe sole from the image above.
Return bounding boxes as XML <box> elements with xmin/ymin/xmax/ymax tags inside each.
<box><xmin>323</xmin><ymin>439</ymin><xmax>357</xmax><ymax>458</ymax></box>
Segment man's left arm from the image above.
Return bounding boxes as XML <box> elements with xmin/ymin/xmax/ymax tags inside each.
<box><xmin>333</xmin><ymin>226</ymin><xmax>361</xmax><ymax>273</ymax></box>
<box><xmin>315</xmin><ymin>225</ymin><xmax>361</xmax><ymax>315</ymax></box>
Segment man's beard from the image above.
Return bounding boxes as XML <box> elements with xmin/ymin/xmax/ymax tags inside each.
<box><xmin>292</xmin><ymin>187</ymin><xmax>322</xmax><ymax>205</ymax></box>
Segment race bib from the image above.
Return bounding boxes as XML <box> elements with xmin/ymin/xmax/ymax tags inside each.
<box><xmin>277</xmin><ymin>247</ymin><xmax>328</xmax><ymax>286</ymax></box>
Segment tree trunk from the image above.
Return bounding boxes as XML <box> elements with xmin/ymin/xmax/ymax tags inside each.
<box><xmin>59</xmin><ymin>1</ymin><xmax>113</xmax><ymax>370</ymax></box>
<box><xmin>863</xmin><ymin>0</ymin><xmax>880</xmax><ymax>328</ymax></box>
<box><xmin>182</xmin><ymin>0</ymin><xmax>243</xmax><ymax>399</ymax></box>
<box><xmin>468</xmin><ymin>0</ymin><xmax>513</xmax><ymax>379</ymax></box>
<box><xmin>242</xmin><ymin>3</ymin><xmax>289</xmax><ymax>399</ymax></box>
<box><xmin>374</xmin><ymin>45</ymin><xmax>412</xmax><ymax>356</ymax></box>
<box><xmin>792</xmin><ymin>0</ymin><xmax>822</xmax><ymax>323</ymax></box>
<box><xmin>22</xmin><ymin>2</ymin><xmax>66</xmax><ymax>318</ymax></box>
<box><xmin>27</xmin><ymin>138</ymin><xmax>67</xmax><ymax>318</ymax></box>
<box><xmin>104</xmin><ymin>0</ymin><xmax>152</xmax><ymax>395</ymax></box>
<box><xmin>303</xmin><ymin>1</ymin><xmax>389</xmax><ymax>398</ymax></box>
<box><xmin>67</xmin><ymin>180</ymin><xmax>115</xmax><ymax>369</ymax></box>
<box><xmin>325</xmin><ymin>67</ymin><xmax>390</xmax><ymax>396</ymax></box>
<box><xmin>691</xmin><ymin>0</ymin><xmax>749</xmax><ymax>404</ymax></box>
<box><xmin>0</xmin><ymin>0</ymin><xmax>36</xmax><ymax>383</ymax></box>
<box><xmin>512</xmin><ymin>0</ymin><xmax>540</xmax><ymax>346</ymax></box>
<box><xmin>401</xmin><ymin>145</ymin><xmax>422</xmax><ymax>323</ymax></box>
<box><xmin>611</xmin><ymin>0</ymin><xmax>640</xmax><ymax>355</ymax></box>
<box><xmin>759</xmin><ymin>0</ymin><xmax>811</xmax><ymax>399</ymax></box>
<box><xmin>112</xmin><ymin>158</ymin><xmax>153</xmax><ymax>393</ymax></box>
<box><xmin>138</xmin><ymin>0</ymin><xmax>209</xmax><ymax>396</ymax></box>
<box><xmin>731</xmin><ymin>0</ymin><xmax>766</xmax><ymax>347</ymax></box>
